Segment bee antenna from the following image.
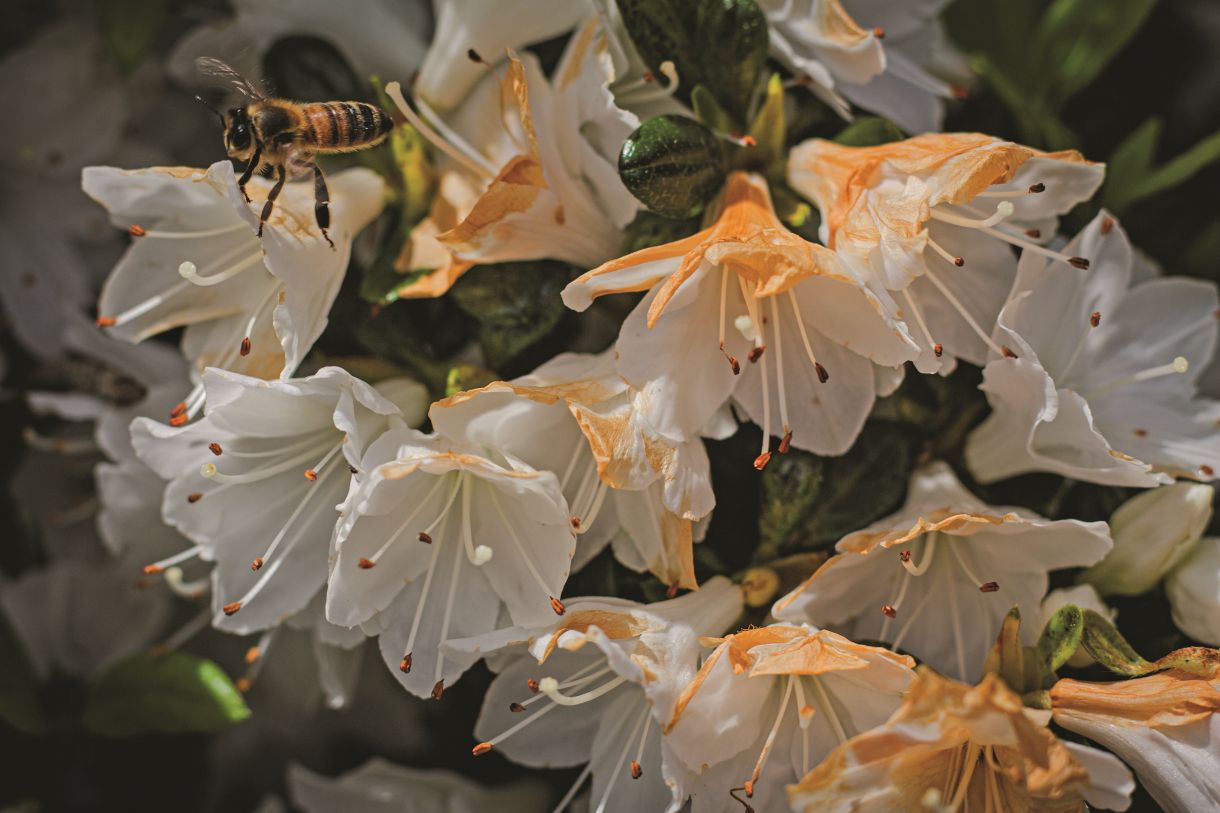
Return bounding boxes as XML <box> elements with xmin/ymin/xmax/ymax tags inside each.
<box><xmin>195</xmin><ymin>95</ymin><xmax>225</xmax><ymax>126</ymax></box>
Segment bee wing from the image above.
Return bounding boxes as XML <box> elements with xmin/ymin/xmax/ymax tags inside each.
<box><xmin>195</xmin><ymin>57</ymin><xmax>267</xmax><ymax>99</ymax></box>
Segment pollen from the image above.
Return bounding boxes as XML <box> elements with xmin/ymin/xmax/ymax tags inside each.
<box><xmin>169</xmin><ymin>413</ymin><xmax>189</xmax><ymax>427</ymax></box>
<box><xmin>304</xmin><ymin>469</ymin><xmax>318</xmax><ymax>481</ymax></box>
<box><xmin>550</xmin><ymin>596</ymin><xmax>566</xmax><ymax>616</ymax></box>
<box><xmin>187</xmin><ymin>492</ymin><xmax>203</xmax><ymax>503</ymax></box>
<box><xmin>630</xmin><ymin>761</ymin><xmax>643</xmax><ymax>779</ymax></box>
<box><xmin>357</xmin><ymin>557</ymin><xmax>376</xmax><ymax>569</ymax></box>
<box><xmin>778</xmin><ymin>430</ymin><xmax>792</xmax><ymax>454</ymax></box>
<box><xmin>753</xmin><ymin>451</ymin><xmax>772</xmax><ymax>471</ymax></box>
<box><xmin>509</xmin><ymin>702</ymin><xmax>526</xmax><ymax>713</ymax></box>
<box><xmin>814</xmin><ymin>361</ymin><xmax>829</xmax><ymax>383</ymax></box>
<box><xmin>872</xmin><ymin>26</ymin><xmax>885</xmax><ymax>38</ymax></box>
<box><xmin>472</xmin><ymin>742</ymin><xmax>494</xmax><ymax>756</ymax></box>
<box><xmin>222</xmin><ymin>601</ymin><xmax>243</xmax><ymax>615</ymax></box>
<box><xmin>527</xmin><ymin>678</ymin><xmax>540</xmax><ymax>693</ymax></box>
<box><xmin>208</xmin><ymin>443</ymin><xmax>223</xmax><ymax>456</ymax></box>
<box><xmin>882</xmin><ymin>604</ymin><xmax>897</xmax><ymax>618</ymax></box>
<box><xmin>1090</xmin><ymin>311</ymin><xmax>1101</xmax><ymax>328</ymax></box>
<box><xmin>239</xmin><ymin>336</ymin><xmax>252</xmax><ymax>356</ymax></box>
<box><xmin>933</xmin><ymin>343</ymin><xmax>944</xmax><ymax>358</ymax></box>
<box><xmin>244</xmin><ymin>647</ymin><xmax>261</xmax><ymax>664</ymax></box>
<box><xmin>143</xmin><ymin>564</ymin><xmax>163</xmax><ymax>575</ymax></box>
<box><xmin>979</xmin><ymin>581</ymin><xmax>1000</xmax><ymax>593</ymax></box>
<box><xmin>748</xmin><ymin>346</ymin><xmax>766</xmax><ymax>363</ymax></box>
<box><xmin>418</xmin><ymin>531</ymin><xmax>433</xmax><ymax>544</ymax></box>
<box><xmin>95</xmin><ymin>315</ymin><xmax>117</xmax><ymax>327</ymax></box>
<box><xmin>399</xmin><ymin>653</ymin><xmax>412</xmax><ymax>673</ymax></box>
<box><xmin>251</xmin><ymin>557</ymin><xmax>264</xmax><ymax>571</ymax></box>
<box><xmin>431</xmin><ymin>680</ymin><xmax>445</xmax><ymax>700</ymax></box>
<box><xmin>128</xmin><ymin>224</ymin><xmax>147</xmax><ymax>237</ymax></box>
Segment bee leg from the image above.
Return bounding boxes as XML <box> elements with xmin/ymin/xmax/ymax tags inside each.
<box><xmin>308</xmin><ymin>162</ymin><xmax>335</xmax><ymax>250</ymax></box>
<box><xmin>237</xmin><ymin>147</ymin><xmax>262</xmax><ymax>203</ymax></box>
<box><xmin>257</xmin><ymin>165</ymin><xmax>286</xmax><ymax>238</ymax></box>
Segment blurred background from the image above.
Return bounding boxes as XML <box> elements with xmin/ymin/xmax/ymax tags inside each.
<box><xmin>1</xmin><ymin>0</ymin><xmax>1218</xmax><ymax>810</ymax></box>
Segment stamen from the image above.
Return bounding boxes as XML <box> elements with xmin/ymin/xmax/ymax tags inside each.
<box><xmin>549</xmin><ymin>761</ymin><xmax>594</xmax><ymax>813</ymax></box>
<box><xmin>921</xmin><ymin>265</ymin><xmax>1006</xmax><ymax>358</ymax></box>
<box><xmin>592</xmin><ymin>709</ymin><xmax>649</xmax><ymax>813</ymax></box>
<box><xmin>788</xmin><ymin>290</ymin><xmax>829</xmax><ymax>384</ymax></box>
<box><xmin>199</xmin><ymin>439</ymin><xmax>330</xmax><ymax>485</ymax></box>
<box><xmin>739</xmin><ymin>278</ymin><xmax>771</xmax><ymax>463</ymax></box>
<box><xmin>630</xmin><ymin>714</ymin><xmax>650</xmax><ymax>780</ymax></box>
<box><xmin>930</xmin><ymin>201</ymin><xmax>1014</xmax><ymax>229</ymax></box>
<box><xmin>303</xmin><ymin>441</ymin><xmax>343</xmax><ymax>482</ymax></box>
<box><xmin>164</xmin><ymin>567</ymin><xmax>209</xmax><ymax>599</ymax></box>
<box><xmin>488</xmin><ymin>484</ymin><xmax>565</xmax><ymax>603</ymax></box>
<box><xmin>743</xmin><ymin>674</ymin><xmax>794</xmax><ymax>799</ymax></box>
<box><xmin>460</xmin><ymin>477</ymin><xmax>493</xmax><ymax>566</ymax></box>
<box><xmin>434</xmin><ymin>513</ymin><xmax>467</xmax><ymax>687</ymax></box>
<box><xmin>980</xmin><ymin>225</ymin><xmax>1089</xmax><ymax>268</ymax></box>
<box><xmin>129</xmin><ymin>221</ymin><xmax>248</xmax><ymax>240</ymax></box>
<box><xmin>976</xmin><ymin>182</ymin><xmax>1044</xmax><ymax>198</ymax></box>
<box><xmin>902</xmin><ymin>290</ymin><xmax>940</xmax><ymax>363</ymax></box>
<box><xmin>178</xmin><ymin>252</ymin><xmax>263</xmax><ymax>287</ymax></box>
<box><xmin>927</xmin><ymin>236</ymin><xmax>964</xmax><ymax>267</ymax></box>
<box><xmin>792</xmin><ymin>677</ymin><xmax>812</xmax><ymax>775</ymax></box>
<box><xmin>810</xmin><ymin>675</ymin><xmax>849</xmax><ymax>744</ymax></box>
<box><xmin>142</xmin><ymin>545</ymin><xmax>203</xmax><ymax>575</ymax></box>
<box><xmin>368</xmin><ymin>473</ymin><xmax>457</xmax><ymax>566</ymax></box>
<box><xmin>385</xmin><ymin>82</ymin><xmax>498</xmax><ymax>180</ymax></box>
<box><xmin>719</xmin><ymin>267</ymin><xmax>740</xmax><ymax>374</ymax></box>
<box><xmin>99</xmin><ymin>279</ymin><xmax>191</xmax><ymax>328</ymax></box>
<box><xmin>899</xmin><ymin>536</ymin><xmax>938</xmax><ymax>576</ymax></box>
<box><xmin>769</xmin><ymin>297</ymin><xmax>790</xmax><ymax>446</ymax></box>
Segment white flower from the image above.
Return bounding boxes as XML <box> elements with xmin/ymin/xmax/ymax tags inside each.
<box><xmin>0</xmin><ymin>559</ymin><xmax>169</xmax><ymax>682</ymax></box>
<box><xmin>324</xmin><ymin>425</ymin><xmax>577</xmax><ymax>700</ymax></box>
<box><xmin>84</xmin><ymin>161</ymin><xmax>385</xmax><ymax>418</ymax></box>
<box><xmin>0</xmin><ymin>21</ymin><xmax>128</xmax><ymax>359</ymax></box>
<box><xmin>1166</xmin><ymin>537</ymin><xmax>1220</xmax><ymax>645</ymax></box>
<box><xmin>1052</xmin><ymin>667</ymin><xmax>1220</xmax><ymax>813</ymax></box>
<box><xmin>168</xmin><ymin>0</ymin><xmax>430</xmax><ymax>95</ymax></box>
<box><xmin>791</xmin><ymin>669</ymin><xmax>1133</xmax><ymax>813</ymax></box>
<box><xmin>431</xmin><ymin>350</ymin><xmax>714</xmax><ymax>590</ymax></box>
<box><xmin>788</xmin><ymin>133</ymin><xmax>1103</xmax><ymax>373</ymax></box>
<box><xmin>1039</xmin><ymin>584</ymin><xmax>1116</xmax><ymax>668</ymax></box>
<box><xmin>664</xmin><ymin>624</ymin><xmax>915</xmax><ymax>813</ymax></box>
<box><xmin>289</xmin><ymin>758</ymin><xmax>549</xmax><ymax>813</ymax></box>
<box><xmin>772</xmin><ymin>462</ymin><xmax>1112</xmax><ymax>682</ymax></box>
<box><xmin>564</xmin><ymin>171</ymin><xmax>919</xmax><ymax>461</ymax></box>
<box><xmin>387</xmin><ymin>35</ymin><xmax>637</xmax><ymax>298</ymax></box>
<box><xmin>130</xmin><ymin>366</ymin><xmax>426</xmax><ymax>635</ymax></box>
<box><xmin>759</xmin><ymin>0</ymin><xmax>968</xmax><ymax>133</ymax></box>
<box><xmin>1082</xmin><ymin>482</ymin><xmax>1214</xmax><ymax>596</ymax></box>
<box><xmin>415</xmin><ymin>0</ymin><xmax>594</xmax><ymax>110</ymax></box>
<box><xmin>966</xmin><ymin>212</ymin><xmax>1220</xmax><ymax>486</ymax></box>
<box><xmin>448</xmin><ymin>578</ymin><xmax>743</xmax><ymax>813</ymax></box>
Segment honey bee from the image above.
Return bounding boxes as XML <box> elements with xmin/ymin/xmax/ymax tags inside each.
<box><xmin>196</xmin><ymin>57</ymin><xmax>394</xmax><ymax>248</ymax></box>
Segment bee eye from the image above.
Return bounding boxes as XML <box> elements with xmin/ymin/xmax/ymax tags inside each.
<box><xmin>230</xmin><ymin>123</ymin><xmax>251</xmax><ymax>151</ymax></box>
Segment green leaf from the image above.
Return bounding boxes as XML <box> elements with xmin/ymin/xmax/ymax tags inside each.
<box><xmin>764</xmin><ymin>422</ymin><xmax>917</xmax><ymax>552</ymax></box>
<box><xmin>832</xmin><ymin>117</ymin><xmax>904</xmax><ymax>148</ymax></box>
<box><xmin>1031</xmin><ymin>0</ymin><xmax>1156</xmax><ymax>106</ymax></box>
<box><xmin>82</xmin><ymin>652</ymin><xmax>250</xmax><ymax>737</ymax></box>
<box><xmin>1079</xmin><ymin>609</ymin><xmax>1155</xmax><ymax>677</ymax></box>
<box><xmin>449</xmin><ymin>262</ymin><xmax>574</xmax><ymax>369</ymax></box>
<box><xmin>1036</xmin><ymin>604</ymin><xmax>1084</xmax><ymax>677</ymax></box>
<box><xmin>619</xmin><ymin>115</ymin><xmax>726</xmax><ymax>219</ymax></box>
<box><xmin>693</xmin><ymin>0</ymin><xmax>770</xmax><ymax>121</ymax></box>
<box><xmin>99</xmin><ymin>0</ymin><xmax>172</xmax><ymax>75</ymax></box>
<box><xmin>263</xmin><ymin>35</ymin><xmax>366</xmax><ymax>102</ymax></box>
<box><xmin>691</xmin><ymin>85</ymin><xmax>735</xmax><ymax>135</ymax></box>
<box><xmin>757</xmin><ymin>449</ymin><xmax>825</xmax><ymax>562</ymax></box>
<box><xmin>1103</xmin><ymin>118</ymin><xmax>1160</xmax><ymax>212</ymax></box>
<box><xmin>0</xmin><ymin>613</ymin><xmax>46</xmax><ymax>736</ymax></box>
<box><xmin>1112</xmin><ymin>128</ymin><xmax>1220</xmax><ymax>213</ymax></box>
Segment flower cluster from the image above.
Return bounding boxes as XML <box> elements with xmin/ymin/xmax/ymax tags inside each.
<box><xmin>5</xmin><ymin>1</ymin><xmax>1220</xmax><ymax>811</ymax></box>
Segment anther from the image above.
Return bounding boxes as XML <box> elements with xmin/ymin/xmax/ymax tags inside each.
<box><xmin>1202</xmin><ymin>465</ymin><xmax>1215</xmax><ymax>476</ymax></box>
<box><xmin>431</xmin><ymin>680</ymin><xmax>445</xmax><ymax>700</ymax></box>
<box><xmin>954</xmin><ymin>256</ymin><xmax>965</xmax><ymax>267</ymax></box>
<box><xmin>1068</xmin><ymin>257</ymin><xmax>1090</xmax><ymax>269</ymax></box>
<box><xmin>1002</xmin><ymin>346</ymin><xmax>1018</xmax><ymax>359</ymax></box>
<box><xmin>933</xmin><ymin>343</ymin><xmax>944</xmax><ymax>358</ymax></box>
<box><xmin>882</xmin><ymin>604</ymin><xmax>897</xmax><ymax>618</ymax></box>
<box><xmin>753</xmin><ymin>451</ymin><xmax>772</xmax><ymax>471</ymax></box>
<box><xmin>304</xmin><ymin>469</ymin><xmax>318</xmax><ymax>481</ymax></box>
<box><xmin>245</xmin><ymin>646</ymin><xmax>261</xmax><ymax>664</ymax></box>
<box><xmin>1134</xmin><ymin>428</ymin><xmax>1148</xmax><ymax>437</ymax></box>
<box><xmin>509</xmin><ymin>702</ymin><xmax>526</xmax><ymax>713</ymax></box>
<box><xmin>208</xmin><ymin>443</ymin><xmax>223</xmax><ymax>456</ymax></box>
<box><xmin>357</xmin><ymin>557</ymin><xmax>376</xmax><ymax>569</ymax></box>
<box><xmin>251</xmin><ymin>557</ymin><xmax>264</xmax><ymax>571</ymax></box>
<box><xmin>631</xmin><ymin>761</ymin><xmax>643</xmax><ymax>779</ymax></box>
<box><xmin>721</xmin><ymin>342</ymin><xmax>741</xmax><ymax>375</ymax></box>
<box><xmin>187</xmin><ymin>492</ymin><xmax>203</xmax><ymax>503</ymax></box>
<box><xmin>741</xmin><ymin>135</ymin><xmax>757</xmax><ymax>147</ymax></box>
<box><xmin>550</xmin><ymin>596</ymin><xmax>566</xmax><ymax>616</ymax></box>
<box><xmin>239</xmin><ymin>337</ymin><xmax>251</xmax><ymax>356</ymax></box>
<box><xmin>1090</xmin><ymin>311</ymin><xmax>1101</xmax><ymax>328</ymax></box>
<box><xmin>466</xmin><ymin>48</ymin><xmax>484</xmax><ymax>63</ymax></box>
<box><xmin>1025</xmin><ymin>228</ymin><xmax>1041</xmax><ymax>239</ymax></box>
<box><xmin>779</xmin><ymin>430</ymin><xmax>792</xmax><ymax>454</ymax></box>
<box><xmin>472</xmin><ymin>742</ymin><xmax>494</xmax><ymax>756</ymax></box>
<box><xmin>814</xmin><ymin>362</ymin><xmax>829</xmax><ymax>383</ymax></box>
<box><xmin>666</xmin><ymin>584</ymin><xmax>679</xmax><ymax>599</ymax></box>
<box><xmin>143</xmin><ymin>564</ymin><xmax>163</xmax><ymax>575</ymax></box>
<box><xmin>979</xmin><ymin>581</ymin><xmax>999</xmax><ymax>593</ymax></box>
<box><xmin>899</xmin><ymin>550</ymin><xmax>912</xmax><ymax>563</ymax></box>
<box><xmin>527</xmin><ymin>678</ymin><xmax>540</xmax><ymax>693</ymax></box>
<box><xmin>170</xmin><ymin>402</ymin><xmax>187</xmax><ymax>418</ymax></box>
<box><xmin>222</xmin><ymin>601</ymin><xmax>243</xmax><ymax>615</ymax></box>
<box><xmin>418</xmin><ymin>531</ymin><xmax>433</xmax><ymax>544</ymax></box>
<box><xmin>1028</xmin><ymin>183</ymin><xmax>1045</xmax><ymax>193</ymax></box>
<box><xmin>400</xmin><ymin>653</ymin><xmax>412</xmax><ymax>673</ymax></box>
<box><xmin>1101</xmin><ymin>217</ymin><xmax>1115</xmax><ymax>235</ymax></box>
<box><xmin>236</xmin><ymin>677</ymin><xmax>253</xmax><ymax>693</ymax></box>
<box><xmin>96</xmin><ymin>315</ymin><xmax>116</xmax><ymax>328</ymax></box>
<box><xmin>872</xmin><ymin>26</ymin><xmax>885</xmax><ymax>38</ymax></box>
<box><xmin>170</xmin><ymin>413</ymin><xmax>189</xmax><ymax>427</ymax></box>
<box><xmin>748</xmin><ymin>346</ymin><xmax>766</xmax><ymax>363</ymax></box>
<box><xmin>128</xmin><ymin>224</ymin><xmax>147</xmax><ymax>237</ymax></box>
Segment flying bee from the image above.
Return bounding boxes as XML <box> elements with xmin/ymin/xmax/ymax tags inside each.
<box><xmin>196</xmin><ymin>57</ymin><xmax>394</xmax><ymax>248</ymax></box>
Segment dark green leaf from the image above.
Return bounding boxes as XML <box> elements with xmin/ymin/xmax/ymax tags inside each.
<box><xmin>1031</xmin><ymin>0</ymin><xmax>1156</xmax><ymax>105</ymax></box>
<box><xmin>263</xmin><ymin>35</ymin><xmax>366</xmax><ymax>102</ymax></box>
<box><xmin>693</xmin><ymin>0</ymin><xmax>770</xmax><ymax>120</ymax></box>
<box><xmin>1102</xmin><ymin>118</ymin><xmax>1160</xmax><ymax>213</ymax></box>
<box><xmin>0</xmin><ymin>613</ymin><xmax>46</xmax><ymax>735</ymax></box>
<box><xmin>99</xmin><ymin>0</ymin><xmax>171</xmax><ymax>75</ymax></box>
<box><xmin>832</xmin><ymin>117</ymin><xmax>904</xmax><ymax>147</ymax></box>
<box><xmin>1079</xmin><ymin>608</ymin><xmax>1155</xmax><ymax>677</ymax></box>
<box><xmin>1036</xmin><ymin>604</ymin><xmax>1084</xmax><ymax>677</ymax></box>
<box><xmin>761</xmin><ymin>422</ymin><xmax>917</xmax><ymax>553</ymax></box>
<box><xmin>1121</xmin><ymin>130</ymin><xmax>1220</xmax><ymax>212</ymax></box>
<box><xmin>619</xmin><ymin>115</ymin><xmax>726</xmax><ymax>219</ymax></box>
<box><xmin>82</xmin><ymin>652</ymin><xmax>250</xmax><ymax>737</ymax></box>
<box><xmin>449</xmin><ymin>262</ymin><xmax>574</xmax><ymax>369</ymax></box>
<box><xmin>691</xmin><ymin>85</ymin><xmax>735</xmax><ymax>134</ymax></box>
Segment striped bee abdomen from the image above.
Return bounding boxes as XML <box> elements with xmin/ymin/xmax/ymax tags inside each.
<box><xmin>304</xmin><ymin>101</ymin><xmax>393</xmax><ymax>152</ymax></box>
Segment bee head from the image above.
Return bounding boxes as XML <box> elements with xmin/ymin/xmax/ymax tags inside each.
<box><xmin>222</xmin><ymin>107</ymin><xmax>256</xmax><ymax>159</ymax></box>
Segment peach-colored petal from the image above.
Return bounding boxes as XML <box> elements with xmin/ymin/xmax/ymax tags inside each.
<box><xmin>1052</xmin><ymin>669</ymin><xmax>1220</xmax><ymax>730</ymax></box>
